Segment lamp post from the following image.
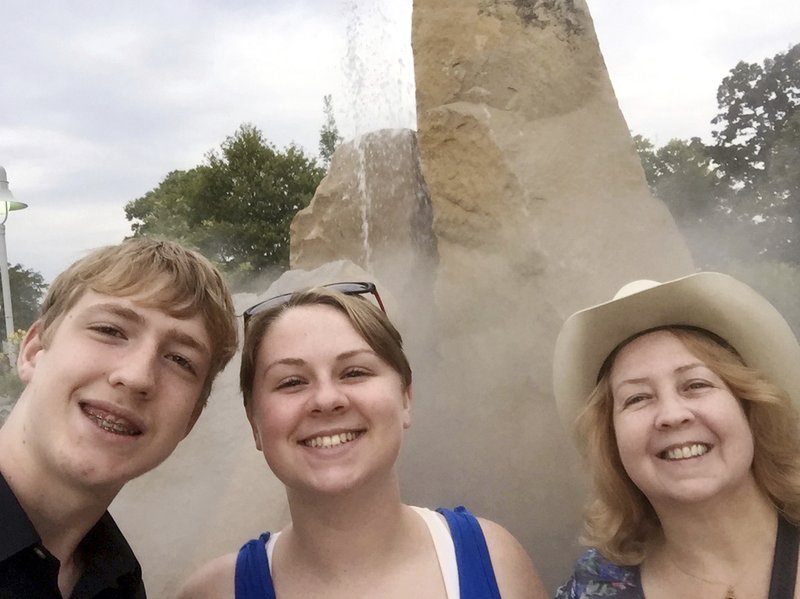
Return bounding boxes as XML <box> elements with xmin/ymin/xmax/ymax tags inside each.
<box><xmin>0</xmin><ymin>166</ymin><xmax>28</xmax><ymax>367</ymax></box>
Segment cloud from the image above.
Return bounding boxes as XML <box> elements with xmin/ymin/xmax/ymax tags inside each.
<box><xmin>590</xmin><ymin>0</ymin><xmax>800</xmax><ymax>144</ymax></box>
<box><xmin>1</xmin><ymin>0</ymin><xmax>797</xmax><ymax>281</ymax></box>
<box><xmin>2</xmin><ymin>1</ymin><xmax>414</xmax><ymax>281</ymax></box>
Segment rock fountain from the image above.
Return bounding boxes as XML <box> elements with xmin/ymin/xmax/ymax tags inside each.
<box><xmin>111</xmin><ymin>0</ymin><xmax>693</xmax><ymax>593</ymax></box>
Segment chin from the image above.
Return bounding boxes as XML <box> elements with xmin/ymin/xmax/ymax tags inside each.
<box><xmin>72</xmin><ymin>454</ymin><xmax>159</xmax><ymax>490</ymax></box>
<box><xmin>289</xmin><ymin>471</ymin><xmax>373</xmax><ymax>498</ymax></box>
<box><xmin>651</xmin><ymin>481</ymin><xmax>740</xmax><ymax>507</ymax></box>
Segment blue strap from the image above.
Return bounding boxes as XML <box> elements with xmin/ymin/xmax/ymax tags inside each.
<box><xmin>437</xmin><ymin>506</ymin><xmax>502</xmax><ymax>599</ymax></box>
<box><xmin>234</xmin><ymin>532</ymin><xmax>276</xmax><ymax>599</ymax></box>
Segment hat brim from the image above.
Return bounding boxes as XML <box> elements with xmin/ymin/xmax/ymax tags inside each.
<box><xmin>553</xmin><ymin>272</ymin><xmax>800</xmax><ymax>439</ymax></box>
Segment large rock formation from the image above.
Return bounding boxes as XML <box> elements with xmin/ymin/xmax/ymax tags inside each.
<box><xmin>409</xmin><ymin>0</ymin><xmax>693</xmax><ymax>587</ymax></box>
<box><xmin>290</xmin><ymin>128</ymin><xmax>438</xmax><ymax>321</ymax></box>
<box><xmin>112</xmin><ymin>1</ymin><xmax>695</xmax><ymax>594</ymax></box>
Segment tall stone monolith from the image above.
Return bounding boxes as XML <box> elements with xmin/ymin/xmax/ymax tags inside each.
<box><xmin>409</xmin><ymin>0</ymin><xmax>694</xmax><ymax>587</ymax></box>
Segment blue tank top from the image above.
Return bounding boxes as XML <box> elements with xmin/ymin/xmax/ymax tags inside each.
<box><xmin>234</xmin><ymin>506</ymin><xmax>500</xmax><ymax>599</ymax></box>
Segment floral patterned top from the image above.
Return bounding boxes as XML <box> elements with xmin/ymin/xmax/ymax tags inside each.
<box><xmin>555</xmin><ymin>548</ymin><xmax>643</xmax><ymax>599</ymax></box>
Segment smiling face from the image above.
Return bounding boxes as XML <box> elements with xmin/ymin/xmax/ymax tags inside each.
<box><xmin>609</xmin><ymin>330</ymin><xmax>756</xmax><ymax>511</ymax></box>
<box><xmin>246</xmin><ymin>304</ymin><xmax>411</xmax><ymax>498</ymax></box>
<box><xmin>12</xmin><ymin>290</ymin><xmax>212</xmax><ymax>493</ymax></box>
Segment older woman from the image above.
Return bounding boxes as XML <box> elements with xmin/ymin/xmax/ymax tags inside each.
<box><xmin>552</xmin><ymin>272</ymin><xmax>800</xmax><ymax>599</ymax></box>
<box><xmin>179</xmin><ymin>283</ymin><xmax>546</xmax><ymax>599</ymax></box>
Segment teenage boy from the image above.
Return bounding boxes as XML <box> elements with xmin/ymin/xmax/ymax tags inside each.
<box><xmin>0</xmin><ymin>238</ymin><xmax>238</xmax><ymax>598</ymax></box>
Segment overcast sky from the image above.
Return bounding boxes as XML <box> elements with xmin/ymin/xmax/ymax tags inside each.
<box><xmin>1</xmin><ymin>0</ymin><xmax>798</xmax><ymax>282</ymax></box>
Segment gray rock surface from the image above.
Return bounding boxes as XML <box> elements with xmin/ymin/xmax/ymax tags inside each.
<box><xmin>409</xmin><ymin>0</ymin><xmax>693</xmax><ymax>587</ymax></box>
<box><xmin>290</xmin><ymin>128</ymin><xmax>438</xmax><ymax>322</ymax></box>
<box><xmin>111</xmin><ymin>1</ymin><xmax>695</xmax><ymax>594</ymax></box>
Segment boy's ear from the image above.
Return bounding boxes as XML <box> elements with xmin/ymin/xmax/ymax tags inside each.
<box><xmin>16</xmin><ymin>321</ymin><xmax>45</xmax><ymax>383</ymax></box>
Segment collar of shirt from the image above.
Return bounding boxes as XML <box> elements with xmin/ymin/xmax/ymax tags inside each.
<box><xmin>0</xmin><ymin>470</ymin><xmax>40</xmax><ymax>562</ymax></box>
<box><xmin>0</xmin><ymin>471</ymin><xmax>145</xmax><ymax>598</ymax></box>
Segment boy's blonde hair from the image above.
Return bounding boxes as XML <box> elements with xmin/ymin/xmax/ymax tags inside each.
<box><xmin>39</xmin><ymin>238</ymin><xmax>238</xmax><ymax>404</ymax></box>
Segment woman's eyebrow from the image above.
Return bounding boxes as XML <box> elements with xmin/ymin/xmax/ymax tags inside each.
<box><xmin>675</xmin><ymin>362</ymin><xmax>707</xmax><ymax>374</ymax></box>
<box><xmin>262</xmin><ymin>357</ymin><xmax>306</xmax><ymax>376</ymax></box>
<box><xmin>336</xmin><ymin>349</ymin><xmax>376</xmax><ymax>360</ymax></box>
<box><xmin>614</xmin><ymin>362</ymin><xmax>710</xmax><ymax>390</ymax></box>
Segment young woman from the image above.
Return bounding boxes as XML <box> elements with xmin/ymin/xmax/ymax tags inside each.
<box><xmin>552</xmin><ymin>272</ymin><xmax>800</xmax><ymax>599</ymax></box>
<box><xmin>179</xmin><ymin>282</ymin><xmax>546</xmax><ymax>599</ymax></box>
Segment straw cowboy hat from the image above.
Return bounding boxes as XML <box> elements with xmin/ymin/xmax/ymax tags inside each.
<box><xmin>552</xmin><ymin>271</ymin><xmax>800</xmax><ymax>435</ymax></box>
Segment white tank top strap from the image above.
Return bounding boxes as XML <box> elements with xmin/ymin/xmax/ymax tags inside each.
<box><xmin>265</xmin><ymin>510</ymin><xmax>459</xmax><ymax>598</ymax></box>
<box><xmin>265</xmin><ymin>530</ymin><xmax>280</xmax><ymax>575</ymax></box>
<box><xmin>410</xmin><ymin>506</ymin><xmax>460</xmax><ymax>599</ymax></box>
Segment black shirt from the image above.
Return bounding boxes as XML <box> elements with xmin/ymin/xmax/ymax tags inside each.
<box><xmin>0</xmin><ymin>473</ymin><xmax>146</xmax><ymax>598</ymax></box>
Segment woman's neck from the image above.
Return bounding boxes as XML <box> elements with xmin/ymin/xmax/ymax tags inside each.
<box><xmin>278</xmin><ymin>471</ymin><xmax>421</xmax><ymax>578</ymax></box>
<box><xmin>645</xmin><ymin>479</ymin><xmax>779</xmax><ymax>596</ymax></box>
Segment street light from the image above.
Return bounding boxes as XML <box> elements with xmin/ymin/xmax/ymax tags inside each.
<box><xmin>0</xmin><ymin>166</ymin><xmax>28</xmax><ymax>366</ymax></box>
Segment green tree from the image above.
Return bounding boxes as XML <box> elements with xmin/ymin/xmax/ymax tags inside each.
<box><xmin>635</xmin><ymin>135</ymin><xmax>719</xmax><ymax>223</ymax></box>
<box><xmin>711</xmin><ymin>43</ymin><xmax>800</xmax><ymax>189</ymax></box>
<box><xmin>125</xmin><ymin>124</ymin><xmax>325</xmax><ymax>287</ymax></box>
<box><xmin>634</xmin><ymin>135</ymin><xmax>742</xmax><ymax>268</ymax></box>
<box><xmin>709</xmin><ymin>42</ymin><xmax>800</xmax><ymax>262</ymax></box>
<box><xmin>319</xmin><ymin>94</ymin><xmax>343</xmax><ymax>167</ymax></box>
<box><xmin>1</xmin><ymin>263</ymin><xmax>47</xmax><ymax>340</ymax></box>
<box><xmin>126</xmin><ymin>169</ymin><xmax>200</xmax><ymax>242</ymax></box>
<box><xmin>635</xmin><ymin>42</ymin><xmax>800</xmax><ymax>267</ymax></box>
<box><xmin>632</xmin><ymin>135</ymin><xmax>659</xmax><ymax>186</ymax></box>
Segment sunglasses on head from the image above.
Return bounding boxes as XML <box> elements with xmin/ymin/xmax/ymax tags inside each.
<box><xmin>243</xmin><ymin>281</ymin><xmax>386</xmax><ymax>330</ymax></box>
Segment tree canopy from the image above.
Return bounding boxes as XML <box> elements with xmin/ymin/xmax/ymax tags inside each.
<box><xmin>636</xmin><ymin>42</ymin><xmax>800</xmax><ymax>268</ymax></box>
<box><xmin>635</xmin><ymin>43</ymin><xmax>800</xmax><ymax>334</ymax></box>
<box><xmin>319</xmin><ymin>94</ymin><xmax>343</xmax><ymax>167</ymax></box>
<box><xmin>125</xmin><ymin>124</ymin><xmax>325</xmax><ymax>288</ymax></box>
<box><xmin>1</xmin><ymin>263</ymin><xmax>47</xmax><ymax>340</ymax></box>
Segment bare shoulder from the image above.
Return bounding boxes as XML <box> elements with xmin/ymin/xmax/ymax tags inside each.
<box><xmin>174</xmin><ymin>552</ymin><xmax>237</xmax><ymax>599</ymax></box>
<box><xmin>477</xmin><ymin>517</ymin><xmax>549</xmax><ymax>599</ymax></box>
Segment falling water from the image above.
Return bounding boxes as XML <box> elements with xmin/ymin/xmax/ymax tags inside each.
<box><xmin>340</xmin><ymin>0</ymin><xmax>415</xmax><ymax>137</ymax></box>
<box><xmin>340</xmin><ymin>0</ymin><xmax>416</xmax><ymax>268</ymax></box>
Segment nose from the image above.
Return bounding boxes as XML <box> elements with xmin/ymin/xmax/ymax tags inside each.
<box><xmin>654</xmin><ymin>390</ymin><xmax>694</xmax><ymax>430</ymax></box>
<box><xmin>107</xmin><ymin>341</ymin><xmax>157</xmax><ymax>396</ymax></box>
<box><xmin>309</xmin><ymin>378</ymin><xmax>348</xmax><ymax>415</ymax></box>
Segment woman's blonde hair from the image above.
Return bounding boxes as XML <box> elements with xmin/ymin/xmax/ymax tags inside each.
<box><xmin>577</xmin><ymin>326</ymin><xmax>800</xmax><ymax>564</ymax></box>
<box><xmin>240</xmin><ymin>286</ymin><xmax>411</xmax><ymax>408</ymax></box>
